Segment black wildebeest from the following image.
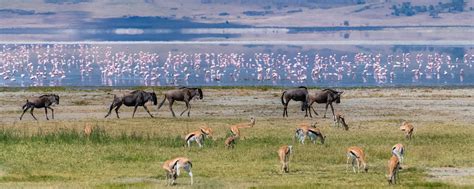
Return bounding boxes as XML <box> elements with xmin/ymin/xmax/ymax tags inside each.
<box><xmin>20</xmin><ymin>94</ymin><xmax>60</xmax><ymax>120</ymax></box>
<box><xmin>157</xmin><ymin>87</ymin><xmax>203</xmax><ymax>117</ymax></box>
<box><xmin>307</xmin><ymin>88</ymin><xmax>343</xmax><ymax>120</ymax></box>
<box><xmin>281</xmin><ymin>86</ymin><xmax>310</xmax><ymax>117</ymax></box>
<box><xmin>104</xmin><ymin>90</ymin><xmax>157</xmax><ymax>118</ymax></box>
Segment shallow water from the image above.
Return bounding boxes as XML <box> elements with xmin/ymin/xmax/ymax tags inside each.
<box><xmin>0</xmin><ymin>43</ymin><xmax>472</xmax><ymax>87</ymax></box>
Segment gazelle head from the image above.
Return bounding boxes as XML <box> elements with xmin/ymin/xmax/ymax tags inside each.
<box><xmin>320</xmin><ymin>134</ymin><xmax>326</xmax><ymax>144</ymax></box>
<box><xmin>84</xmin><ymin>123</ymin><xmax>92</xmax><ymax>137</ymax></box>
<box><xmin>310</xmin><ymin>122</ymin><xmax>317</xmax><ymax>128</ymax></box>
<box><xmin>249</xmin><ymin>117</ymin><xmax>256</xmax><ymax>127</ymax></box>
<box><xmin>200</xmin><ymin>126</ymin><xmax>213</xmax><ymax>139</ymax></box>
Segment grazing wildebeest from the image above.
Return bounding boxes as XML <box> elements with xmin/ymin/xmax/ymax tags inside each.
<box><xmin>20</xmin><ymin>94</ymin><xmax>60</xmax><ymax>120</ymax></box>
<box><xmin>104</xmin><ymin>90</ymin><xmax>157</xmax><ymax>118</ymax></box>
<box><xmin>281</xmin><ymin>86</ymin><xmax>309</xmax><ymax>117</ymax></box>
<box><xmin>307</xmin><ymin>88</ymin><xmax>343</xmax><ymax>120</ymax></box>
<box><xmin>157</xmin><ymin>87</ymin><xmax>203</xmax><ymax>117</ymax></box>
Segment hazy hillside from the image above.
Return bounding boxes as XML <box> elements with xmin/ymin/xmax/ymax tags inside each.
<box><xmin>1</xmin><ymin>0</ymin><xmax>473</xmax><ymax>29</ymax></box>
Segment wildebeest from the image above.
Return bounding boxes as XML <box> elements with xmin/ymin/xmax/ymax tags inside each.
<box><xmin>104</xmin><ymin>90</ymin><xmax>157</xmax><ymax>118</ymax></box>
<box><xmin>157</xmin><ymin>87</ymin><xmax>203</xmax><ymax>117</ymax></box>
<box><xmin>281</xmin><ymin>86</ymin><xmax>309</xmax><ymax>117</ymax></box>
<box><xmin>20</xmin><ymin>94</ymin><xmax>60</xmax><ymax>120</ymax></box>
<box><xmin>307</xmin><ymin>88</ymin><xmax>343</xmax><ymax>120</ymax></box>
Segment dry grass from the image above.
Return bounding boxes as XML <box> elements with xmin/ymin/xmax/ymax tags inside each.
<box><xmin>0</xmin><ymin>87</ymin><xmax>472</xmax><ymax>188</ymax></box>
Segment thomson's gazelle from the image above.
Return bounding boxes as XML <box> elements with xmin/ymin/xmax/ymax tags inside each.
<box><xmin>334</xmin><ymin>112</ymin><xmax>349</xmax><ymax>130</ymax></box>
<box><xmin>185</xmin><ymin>126</ymin><xmax>212</xmax><ymax>148</ymax></box>
<box><xmin>295</xmin><ymin>123</ymin><xmax>325</xmax><ymax>144</ymax></box>
<box><xmin>162</xmin><ymin>157</ymin><xmax>193</xmax><ymax>185</ymax></box>
<box><xmin>346</xmin><ymin>146</ymin><xmax>368</xmax><ymax>173</ymax></box>
<box><xmin>391</xmin><ymin>143</ymin><xmax>405</xmax><ymax>166</ymax></box>
<box><xmin>229</xmin><ymin>117</ymin><xmax>255</xmax><ymax>137</ymax></box>
<box><xmin>278</xmin><ymin>145</ymin><xmax>293</xmax><ymax>173</ymax></box>
<box><xmin>387</xmin><ymin>155</ymin><xmax>400</xmax><ymax>184</ymax></box>
<box><xmin>400</xmin><ymin>121</ymin><xmax>414</xmax><ymax>140</ymax></box>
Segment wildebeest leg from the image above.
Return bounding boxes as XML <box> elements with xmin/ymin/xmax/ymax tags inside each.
<box><xmin>180</xmin><ymin>100</ymin><xmax>190</xmax><ymax>117</ymax></box>
<box><xmin>105</xmin><ymin>102</ymin><xmax>115</xmax><ymax>118</ymax></box>
<box><xmin>114</xmin><ymin>103</ymin><xmax>122</xmax><ymax>119</ymax></box>
<box><xmin>329</xmin><ymin>103</ymin><xmax>336</xmax><ymax>121</ymax></box>
<box><xmin>143</xmin><ymin>105</ymin><xmax>154</xmax><ymax>118</ymax></box>
<box><xmin>30</xmin><ymin>108</ymin><xmax>38</xmax><ymax>120</ymax></box>
<box><xmin>44</xmin><ymin>107</ymin><xmax>49</xmax><ymax>120</ymax></box>
<box><xmin>20</xmin><ymin>106</ymin><xmax>29</xmax><ymax>120</ymax></box>
<box><xmin>48</xmin><ymin>107</ymin><xmax>55</xmax><ymax>119</ymax></box>
<box><xmin>324</xmin><ymin>103</ymin><xmax>329</xmax><ymax>118</ymax></box>
<box><xmin>169</xmin><ymin>99</ymin><xmax>176</xmax><ymax>117</ymax></box>
<box><xmin>283</xmin><ymin>102</ymin><xmax>288</xmax><ymax>117</ymax></box>
<box><xmin>310</xmin><ymin>102</ymin><xmax>318</xmax><ymax>116</ymax></box>
<box><xmin>132</xmin><ymin>105</ymin><xmax>138</xmax><ymax>118</ymax></box>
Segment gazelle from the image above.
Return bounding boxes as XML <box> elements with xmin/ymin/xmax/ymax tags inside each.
<box><xmin>295</xmin><ymin>123</ymin><xmax>325</xmax><ymax>144</ymax></box>
<box><xmin>225</xmin><ymin>136</ymin><xmax>237</xmax><ymax>149</ymax></box>
<box><xmin>400</xmin><ymin>121</ymin><xmax>414</xmax><ymax>140</ymax></box>
<box><xmin>84</xmin><ymin>123</ymin><xmax>93</xmax><ymax>137</ymax></box>
<box><xmin>392</xmin><ymin>143</ymin><xmax>405</xmax><ymax>166</ymax></box>
<box><xmin>162</xmin><ymin>157</ymin><xmax>193</xmax><ymax>185</ymax></box>
<box><xmin>334</xmin><ymin>112</ymin><xmax>349</xmax><ymax>130</ymax></box>
<box><xmin>387</xmin><ymin>155</ymin><xmax>400</xmax><ymax>185</ymax></box>
<box><xmin>229</xmin><ymin>117</ymin><xmax>256</xmax><ymax>137</ymax></box>
<box><xmin>278</xmin><ymin>145</ymin><xmax>293</xmax><ymax>173</ymax></box>
<box><xmin>346</xmin><ymin>146</ymin><xmax>368</xmax><ymax>173</ymax></box>
<box><xmin>185</xmin><ymin>126</ymin><xmax>213</xmax><ymax>148</ymax></box>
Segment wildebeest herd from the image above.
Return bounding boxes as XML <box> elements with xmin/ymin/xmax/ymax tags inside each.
<box><xmin>19</xmin><ymin>86</ymin><xmax>411</xmax><ymax>186</ymax></box>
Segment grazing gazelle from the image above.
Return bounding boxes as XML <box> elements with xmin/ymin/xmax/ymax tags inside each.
<box><xmin>84</xmin><ymin>124</ymin><xmax>93</xmax><ymax>137</ymax></box>
<box><xmin>295</xmin><ymin>123</ymin><xmax>325</xmax><ymax>144</ymax></box>
<box><xmin>392</xmin><ymin>143</ymin><xmax>405</xmax><ymax>166</ymax></box>
<box><xmin>162</xmin><ymin>157</ymin><xmax>193</xmax><ymax>185</ymax></box>
<box><xmin>229</xmin><ymin>117</ymin><xmax>256</xmax><ymax>137</ymax></box>
<box><xmin>225</xmin><ymin>136</ymin><xmax>237</xmax><ymax>149</ymax></box>
<box><xmin>400</xmin><ymin>121</ymin><xmax>414</xmax><ymax>140</ymax></box>
<box><xmin>185</xmin><ymin>126</ymin><xmax>213</xmax><ymax>148</ymax></box>
<box><xmin>346</xmin><ymin>146</ymin><xmax>368</xmax><ymax>173</ymax></box>
<box><xmin>334</xmin><ymin>112</ymin><xmax>349</xmax><ymax>130</ymax></box>
<box><xmin>387</xmin><ymin>155</ymin><xmax>400</xmax><ymax>185</ymax></box>
<box><xmin>278</xmin><ymin>145</ymin><xmax>293</xmax><ymax>173</ymax></box>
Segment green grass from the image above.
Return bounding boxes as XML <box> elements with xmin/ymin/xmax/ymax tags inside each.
<box><xmin>0</xmin><ymin>118</ymin><xmax>472</xmax><ymax>188</ymax></box>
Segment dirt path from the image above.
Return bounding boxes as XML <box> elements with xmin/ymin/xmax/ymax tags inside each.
<box><xmin>428</xmin><ymin>167</ymin><xmax>474</xmax><ymax>186</ymax></box>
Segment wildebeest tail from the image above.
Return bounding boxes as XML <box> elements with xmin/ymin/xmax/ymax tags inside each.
<box><xmin>22</xmin><ymin>100</ymin><xmax>29</xmax><ymax>110</ymax></box>
<box><xmin>281</xmin><ymin>91</ymin><xmax>286</xmax><ymax>105</ymax></box>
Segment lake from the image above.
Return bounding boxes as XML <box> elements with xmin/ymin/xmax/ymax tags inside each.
<box><xmin>0</xmin><ymin>42</ymin><xmax>472</xmax><ymax>87</ymax></box>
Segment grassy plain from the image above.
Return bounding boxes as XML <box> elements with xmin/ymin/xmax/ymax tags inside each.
<box><xmin>0</xmin><ymin>87</ymin><xmax>472</xmax><ymax>188</ymax></box>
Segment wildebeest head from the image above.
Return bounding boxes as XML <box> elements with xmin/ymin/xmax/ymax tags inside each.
<box><xmin>191</xmin><ymin>88</ymin><xmax>203</xmax><ymax>100</ymax></box>
<box><xmin>197</xmin><ymin>88</ymin><xmax>203</xmax><ymax>99</ymax></box>
<box><xmin>150</xmin><ymin>91</ymin><xmax>158</xmax><ymax>105</ymax></box>
<box><xmin>334</xmin><ymin>91</ymin><xmax>343</xmax><ymax>104</ymax></box>
<box><xmin>49</xmin><ymin>94</ymin><xmax>60</xmax><ymax>105</ymax></box>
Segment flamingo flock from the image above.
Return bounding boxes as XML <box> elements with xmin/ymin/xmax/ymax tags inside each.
<box><xmin>0</xmin><ymin>44</ymin><xmax>472</xmax><ymax>86</ymax></box>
